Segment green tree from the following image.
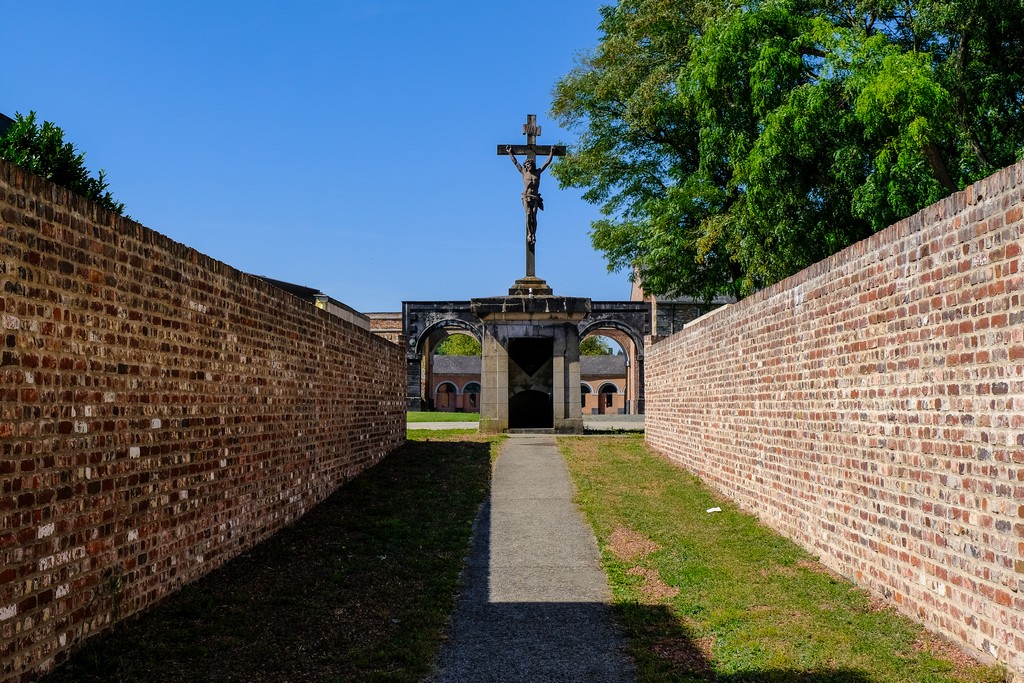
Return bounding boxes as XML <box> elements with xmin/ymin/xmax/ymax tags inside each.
<box><xmin>552</xmin><ymin>0</ymin><xmax>1024</xmax><ymax>299</ymax></box>
<box><xmin>434</xmin><ymin>335</ymin><xmax>481</xmax><ymax>356</ymax></box>
<box><xmin>0</xmin><ymin>111</ymin><xmax>126</xmax><ymax>215</ymax></box>
<box><xmin>580</xmin><ymin>335</ymin><xmax>614</xmax><ymax>356</ymax></box>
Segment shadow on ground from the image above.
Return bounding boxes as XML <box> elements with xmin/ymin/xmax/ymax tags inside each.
<box><xmin>429</xmin><ymin>483</ymin><xmax>871</xmax><ymax>683</ymax></box>
<box><xmin>613</xmin><ymin>598</ymin><xmax>873</xmax><ymax>683</ymax></box>
<box><xmin>44</xmin><ymin>437</ymin><xmax>873</xmax><ymax>683</ymax></box>
<box><xmin>41</xmin><ymin>438</ymin><xmax>492</xmax><ymax>683</ymax></box>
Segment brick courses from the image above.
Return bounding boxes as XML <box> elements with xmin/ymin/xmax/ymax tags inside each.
<box><xmin>646</xmin><ymin>161</ymin><xmax>1024</xmax><ymax>678</ymax></box>
<box><xmin>0</xmin><ymin>159</ymin><xmax>405</xmax><ymax>681</ymax></box>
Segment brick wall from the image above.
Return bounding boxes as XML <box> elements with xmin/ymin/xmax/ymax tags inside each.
<box><xmin>0</xmin><ymin>159</ymin><xmax>406</xmax><ymax>681</ymax></box>
<box><xmin>646</xmin><ymin>161</ymin><xmax>1024</xmax><ymax>678</ymax></box>
<box><xmin>366</xmin><ymin>312</ymin><xmax>403</xmax><ymax>345</ymax></box>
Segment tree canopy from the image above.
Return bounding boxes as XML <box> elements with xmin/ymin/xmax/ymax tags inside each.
<box><xmin>580</xmin><ymin>335</ymin><xmax>615</xmax><ymax>355</ymax></box>
<box><xmin>0</xmin><ymin>111</ymin><xmax>126</xmax><ymax>215</ymax></box>
<box><xmin>552</xmin><ymin>0</ymin><xmax>1024</xmax><ymax>299</ymax></box>
<box><xmin>434</xmin><ymin>334</ymin><xmax>481</xmax><ymax>356</ymax></box>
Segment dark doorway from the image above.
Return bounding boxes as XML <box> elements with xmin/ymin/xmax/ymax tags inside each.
<box><xmin>598</xmin><ymin>383</ymin><xmax>617</xmax><ymax>415</ymax></box>
<box><xmin>464</xmin><ymin>382</ymin><xmax>480</xmax><ymax>411</ymax></box>
<box><xmin>508</xmin><ymin>338</ymin><xmax>552</xmax><ymax>376</ymax></box>
<box><xmin>509</xmin><ymin>390</ymin><xmax>553</xmax><ymax>428</ymax></box>
<box><xmin>508</xmin><ymin>338</ymin><xmax>553</xmax><ymax>428</ymax></box>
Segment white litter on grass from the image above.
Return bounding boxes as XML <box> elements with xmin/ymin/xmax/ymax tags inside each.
<box><xmin>706</xmin><ymin>507</ymin><xmax>722</xmax><ymax>513</ymax></box>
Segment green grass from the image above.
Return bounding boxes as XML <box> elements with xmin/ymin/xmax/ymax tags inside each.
<box><xmin>407</xmin><ymin>411</ymin><xmax>480</xmax><ymax>422</ymax></box>
<box><xmin>407</xmin><ymin>428</ymin><xmax>480</xmax><ymax>441</ymax></box>
<box><xmin>43</xmin><ymin>434</ymin><xmax>499</xmax><ymax>683</ymax></box>
<box><xmin>559</xmin><ymin>435</ymin><xmax>1006</xmax><ymax>683</ymax></box>
<box><xmin>44</xmin><ymin>433</ymin><xmax>1003</xmax><ymax>682</ymax></box>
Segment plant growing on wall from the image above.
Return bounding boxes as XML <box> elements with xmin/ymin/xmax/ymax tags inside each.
<box><xmin>553</xmin><ymin>0</ymin><xmax>1024</xmax><ymax>300</ymax></box>
<box><xmin>0</xmin><ymin>111</ymin><xmax>126</xmax><ymax>215</ymax></box>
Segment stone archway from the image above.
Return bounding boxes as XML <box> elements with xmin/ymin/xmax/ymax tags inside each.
<box><xmin>401</xmin><ymin>300</ymin><xmax>651</xmax><ymax>415</ymax></box>
<box><xmin>578</xmin><ymin>309</ymin><xmax>648</xmax><ymax>414</ymax></box>
<box><xmin>419</xmin><ymin>325</ymin><xmax>481</xmax><ymax>411</ymax></box>
<box><xmin>403</xmin><ymin>302</ymin><xmax>481</xmax><ymax>410</ymax></box>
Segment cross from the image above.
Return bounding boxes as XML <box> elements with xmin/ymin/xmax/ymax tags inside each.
<box><xmin>495</xmin><ymin>114</ymin><xmax>567</xmax><ymax>162</ymax></box>
<box><xmin>497</xmin><ymin>115</ymin><xmax>567</xmax><ymax>279</ymax></box>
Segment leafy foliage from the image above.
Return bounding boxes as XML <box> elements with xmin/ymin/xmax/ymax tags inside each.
<box><xmin>0</xmin><ymin>111</ymin><xmax>126</xmax><ymax>215</ymax></box>
<box><xmin>434</xmin><ymin>334</ymin><xmax>481</xmax><ymax>356</ymax></box>
<box><xmin>552</xmin><ymin>0</ymin><xmax>1024</xmax><ymax>299</ymax></box>
<box><xmin>577</xmin><ymin>333</ymin><xmax>614</xmax><ymax>356</ymax></box>
<box><xmin>581</xmin><ymin>335</ymin><xmax>615</xmax><ymax>355</ymax></box>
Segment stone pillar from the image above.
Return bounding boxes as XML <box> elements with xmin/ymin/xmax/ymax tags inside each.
<box><xmin>479</xmin><ymin>331</ymin><xmax>510</xmax><ymax>433</ymax></box>
<box><xmin>551</xmin><ymin>325</ymin><xmax>583</xmax><ymax>425</ymax></box>
<box><xmin>406</xmin><ymin>354</ymin><xmax>423</xmax><ymax>411</ymax></box>
<box><xmin>636</xmin><ymin>354</ymin><xmax>645</xmax><ymax>415</ymax></box>
<box><xmin>472</xmin><ymin>292</ymin><xmax>590</xmax><ymax>434</ymax></box>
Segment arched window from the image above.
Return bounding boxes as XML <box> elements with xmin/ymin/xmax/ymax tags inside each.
<box><xmin>580</xmin><ymin>383</ymin><xmax>592</xmax><ymax>408</ymax></box>
<box><xmin>435</xmin><ymin>382</ymin><xmax>458</xmax><ymax>411</ymax></box>
<box><xmin>463</xmin><ymin>382</ymin><xmax>481</xmax><ymax>410</ymax></box>
<box><xmin>599</xmin><ymin>383</ymin><xmax>618</xmax><ymax>409</ymax></box>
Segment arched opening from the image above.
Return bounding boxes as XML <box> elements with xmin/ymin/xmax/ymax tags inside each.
<box><xmin>580</xmin><ymin>383</ymin><xmax>592</xmax><ymax>410</ymax></box>
<box><xmin>463</xmin><ymin>382</ymin><xmax>481</xmax><ymax>412</ymax></box>
<box><xmin>507</xmin><ymin>337</ymin><xmax>554</xmax><ymax>429</ymax></box>
<box><xmin>578</xmin><ymin>322</ymin><xmax>643</xmax><ymax>415</ymax></box>
<box><xmin>434</xmin><ymin>382</ymin><xmax>458</xmax><ymax>412</ymax></box>
<box><xmin>419</xmin><ymin>323</ymin><xmax>481</xmax><ymax>412</ymax></box>
<box><xmin>598</xmin><ymin>382</ymin><xmax>620</xmax><ymax>415</ymax></box>
<box><xmin>580</xmin><ymin>332</ymin><xmax>628</xmax><ymax>415</ymax></box>
<box><xmin>579</xmin><ymin>334</ymin><xmax>624</xmax><ymax>356</ymax></box>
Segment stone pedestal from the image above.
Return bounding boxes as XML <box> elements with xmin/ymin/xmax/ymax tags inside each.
<box><xmin>507</xmin><ymin>276</ymin><xmax>553</xmax><ymax>296</ymax></box>
<box><xmin>472</xmin><ymin>285</ymin><xmax>590</xmax><ymax>434</ymax></box>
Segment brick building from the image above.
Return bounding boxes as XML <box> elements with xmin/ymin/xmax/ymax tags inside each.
<box><xmin>426</xmin><ymin>352</ymin><xmax>629</xmax><ymax>414</ymax></box>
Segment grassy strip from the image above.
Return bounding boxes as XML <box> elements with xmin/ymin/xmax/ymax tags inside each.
<box><xmin>560</xmin><ymin>435</ymin><xmax>1005</xmax><ymax>683</ymax></box>
<box><xmin>406</xmin><ymin>411</ymin><xmax>480</xmax><ymax>422</ymax></box>
<box><xmin>44</xmin><ymin>435</ymin><xmax>498</xmax><ymax>683</ymax></box>
<box><xmin>408</xmin><ymin>428</ymin><xmax>480</xmax><ymax>441</ymax></box>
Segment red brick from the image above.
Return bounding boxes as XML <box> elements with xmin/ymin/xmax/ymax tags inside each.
<box><xmin>0</xmin><ymin>156</ymin><xmax>405</xmax><ymax>681</ymax></box>
<box><xmin>646</xmin><ymin>160</ymin><xmax>1024</xmax><ymax>680</ymax></box>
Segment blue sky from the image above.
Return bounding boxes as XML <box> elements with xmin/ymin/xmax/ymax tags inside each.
<box><xmin>3</xmin><ymin>1</ymin><xmax>630</xmax><ymax>312</ymax></box>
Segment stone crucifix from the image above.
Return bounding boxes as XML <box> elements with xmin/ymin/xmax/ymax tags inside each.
<box><xmin>497</xmin><ymin>115</ymin><xmax>566</xmax><ymax>278</ymax></box>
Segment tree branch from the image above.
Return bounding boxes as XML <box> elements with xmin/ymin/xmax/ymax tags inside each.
<box><xmin>923</xmin><ymin>141</ymin><xmax>958</xmax><ymax>192</ymax></box>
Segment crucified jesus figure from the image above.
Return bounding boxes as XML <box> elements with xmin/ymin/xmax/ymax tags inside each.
<box><xmin>506</xmin><ymin>145</ymin><xmax>555</xmax><ymax>246</ymax></box>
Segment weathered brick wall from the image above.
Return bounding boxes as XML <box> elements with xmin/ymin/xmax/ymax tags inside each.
<box><xmin>366</xmin><ymin>312</ymin><xmax>404</xmax><ymax>346</ymax></box>
<box><xmin>646</xmin><ymin>162</ymin><xmax>1024</xmax><ymax>677</ymax></box>
<box><xmin>0</xmin><ymin>159</ymin><xmax>406</xmax><ymax>681</ymax></box>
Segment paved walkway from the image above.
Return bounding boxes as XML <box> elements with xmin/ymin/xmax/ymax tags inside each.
<box><xmin>429</xmin><ymin>435</ymin><xmax>635</xmax><ymax>682</ymax></box>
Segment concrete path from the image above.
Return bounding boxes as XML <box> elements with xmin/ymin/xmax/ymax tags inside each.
<box><xmin>429</xmin><ymin>435</ymin><xmax>635</xmax><ymax>683</ymax></box>
<box><xmin>582</xmin><ymin>414</ymin><xmax>645</xmax><ymax>431</ymax></box>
